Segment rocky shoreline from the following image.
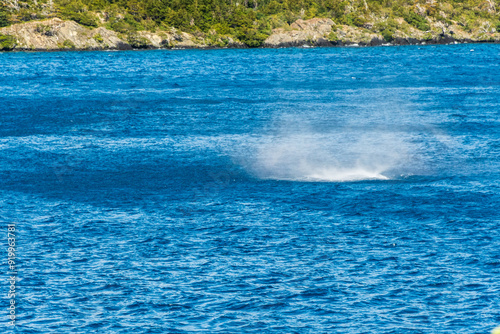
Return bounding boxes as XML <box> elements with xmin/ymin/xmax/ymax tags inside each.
<box><xmin>1</xmin><ymin>17</ymin><xmax>499</xmax><ymax>52</ymax></box>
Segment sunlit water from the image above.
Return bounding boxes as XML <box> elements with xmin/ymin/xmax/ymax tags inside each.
<box><xmin>0</xmin><ymin>45</ymin><xmax>499</xmax><ymax>332</ymax></box>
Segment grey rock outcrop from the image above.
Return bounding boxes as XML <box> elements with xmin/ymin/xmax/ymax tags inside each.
<box><xmin>0</xmin><ymin>18</ymin><xmax>228</xmax><ymax>51</ymax></box>
<box><xmin>263</xmin><ymin>17</ymin><xmax>500</xmax><ymax>48</ymax></box>
<box><xmin>264</xmin><ymin>18</ymin><xmax>335</xmax><ymax>47</ymax></box>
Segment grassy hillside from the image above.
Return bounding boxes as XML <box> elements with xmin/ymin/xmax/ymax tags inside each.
<box><xmin>1</xmin><ymin>0</ymin><xmax>500</xmax><ymax>46</ymax></box>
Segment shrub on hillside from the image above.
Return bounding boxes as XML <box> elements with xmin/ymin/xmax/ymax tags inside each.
<box><xmin>403</xmin><ymin>11</ymin><xmax>430</xmax><ymax>31</ymax></box>
<box><xmin>64</xmin><ymin>11</ymin><xmax>98</xmax><ymax>27</ymax></box>
<box><xmin>0</xmin><ymin>5</ymin><xmax>10</xmax><ymax>27</ymax></box>
<box><xmin>107</xmin><ymin>14</ymin><xmax>144</xmax><ymax>33</ymax></box>
<box><xmin>127</xmin><ymin>34</ymin><xmax>149</xmax><ymax>48</ymax></box>
<box><xmin>58</xmin><ymin>39</ymin><xmax>76</xmax><ymax>49</ymax></box>
<box><xmin>235</xmin><ymin>27</ymin><xmax>269</xmax><ymax>47</ymax></box>
<box><xmin>58</xmin><ymin>0</ymin><xmax>98</xmax><ymax>27</ymax></box>
<box><xmin>375</xmin><ymin>19</ymin><xmax>398</xmax><ymax>42</ymax></box>
<box><xmin>35</xmin><ymin>24</ymin><xmax>55</xmax><ymax>36</ymax></box>
<box><xmin>0</xmin><ymin>34</ymin><xmax>16</xmax><ymax>50</ymax></box>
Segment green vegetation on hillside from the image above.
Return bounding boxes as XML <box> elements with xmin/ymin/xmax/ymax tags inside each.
<box><xmin>1</xmin><ymin>0</ymin><xmax>499</xmax><ymax>46</ymax></box>
<box><xmin>0</xmin><ymin>33</ymin><xmax>16</xmax><ymax>50</ymax></box>
<box><xmin>0</xmin><ymin>3</ymin><xmax>12</xmax><ymax>27</ymax></box>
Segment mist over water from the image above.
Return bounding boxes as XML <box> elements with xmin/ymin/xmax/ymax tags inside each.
<box><xmin>242</xmin><ymin>111</ymin><xmax>435</xmax><ymax>182</ymax></box>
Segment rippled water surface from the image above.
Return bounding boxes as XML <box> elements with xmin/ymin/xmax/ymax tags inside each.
<box><xmin>1</xmin><ymin>45</ymin><xmax>499</xmax><ymax>332</ymax></box>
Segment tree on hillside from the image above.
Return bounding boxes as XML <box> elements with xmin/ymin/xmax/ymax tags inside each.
<box><xmin>0</xmin><ymin>4</ymin><xmax>11</xmax><ymax>27</ymax></box>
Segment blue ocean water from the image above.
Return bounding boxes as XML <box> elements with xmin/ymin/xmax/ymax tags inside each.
<box><xmin>0</xmin><ymin>44</ymin><xmax>499</xmax><ymax>332</ymax></box>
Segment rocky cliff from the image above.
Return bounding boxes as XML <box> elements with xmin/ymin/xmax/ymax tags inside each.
<box><xmin>0</xmin><ymin>18</ymin><xmax>244</xmax><ymax>51</ymax></box>
<box><xmin>1</xmin><ymin>17</ymin><xmax>499</xmax><ymax>51</ymax></box>
<box><xmin>263</xmin><ymin>17</ymin><xmax>500</xmax><ymax>47</ymax></box>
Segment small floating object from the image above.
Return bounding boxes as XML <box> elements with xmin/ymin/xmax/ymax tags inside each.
<box><xmin>470</xmin><ymin>49</ymin><xmax>474</xmax><ymax>52</ymax></box>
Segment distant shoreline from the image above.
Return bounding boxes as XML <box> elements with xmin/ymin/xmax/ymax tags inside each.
<box><xmin>1</xmin><ymin>18</ymin><xmax>499</xmax><ymax>53</ymax></box>
<box><xmin>2</xmin><ymin>40</ymin><xmax>499</xmax><ymax>53</ymax></box>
